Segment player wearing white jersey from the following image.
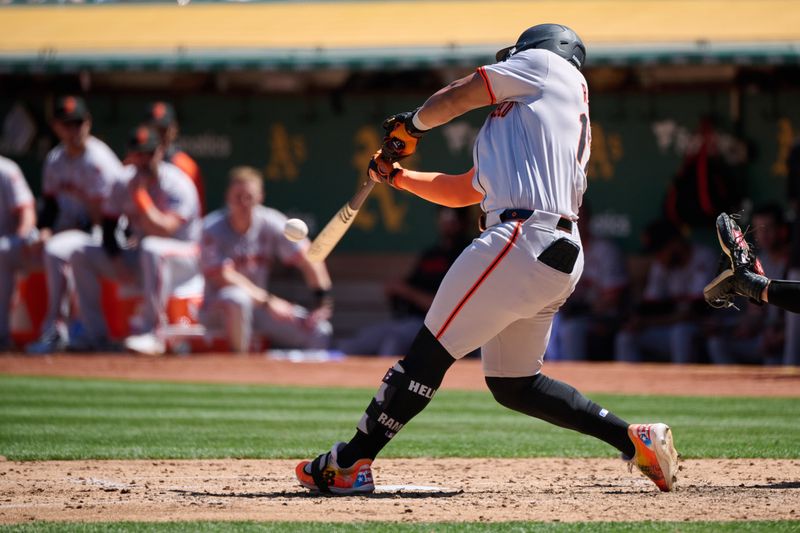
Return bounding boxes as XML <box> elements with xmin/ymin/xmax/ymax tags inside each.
<box><xmin>0</xmin><ymin>156</ymin><xmax>37</xmax><ymax>350</ymax></box>
<box><xmin>199</xmin><ymin>166</ymin><xmax>332</xmax><ymax>353</ymax></box>
<box><xmin>27</xmin><ymin>96</ymin><xmax>123</xmax><ymax>354</ymax></box>
<box><xmin>296</xmin><ymin>24</ymin><xmax>679</xmax><ymax>495</ymax></box>
<box><xmin>69</xmin><ymin>126</ymin><xmax>201</xmax><ymax>354</ymax></box>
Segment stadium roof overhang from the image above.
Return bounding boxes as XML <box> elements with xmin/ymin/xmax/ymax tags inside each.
<box><xmin>1</xmin><ymin>0</ymin><xmax>799</xmax><ymax>73</ymax></box>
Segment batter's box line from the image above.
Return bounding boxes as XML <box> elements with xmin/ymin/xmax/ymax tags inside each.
<box><xmin>170</xmin><ymin>487</ymin><xmax>464</xmax><ymax>499</ymax></box>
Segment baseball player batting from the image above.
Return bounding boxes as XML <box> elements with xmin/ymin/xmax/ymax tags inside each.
<box><xmin>296</xmin><ymin>23</ymin><xmax>679</xmax><ymax>494</ymax></box>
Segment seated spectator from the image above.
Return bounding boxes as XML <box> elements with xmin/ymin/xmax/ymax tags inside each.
<box><xmin>0</xmin><ymin>156</ymin><xmax>37</xmax><ymax>351</ymax></box>
<box><xmin>550</xmin><ymin>203</ymin><xmax>629</xmax><ymax>360</ymax></box>
<box><xmin>335</xmin><ymin>207</ymin><xmax>472</xmax><ymax>356</ymax></box>
<box><xmin>69</xmin><ymin>125</ymin><xmax>201</xmax><ymax>354</ymax></box>
<box><xmin>199</xmin><ymin>166</ymin><xmax>332</xmax><ymax>353</ymax></box>
<box><xmin>615</xmin><ymin>219</ymin><xmax>716</xmax><ymax>363</ymax></box>
<box><xmin>706</xmin><ymin>204</ymin><xmax>788</xmax><ymax>364</ymax></box>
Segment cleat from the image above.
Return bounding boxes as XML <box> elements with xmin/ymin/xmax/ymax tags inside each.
<box><xmin>296</xmin><ymin>442</ymin><xmax>374</xmax><ymax>495</ymax></box>
<box><xmin>627</xmin><ymin>423</ymin><xmax>679</xmax><ymax>492</ymax></box>
<box><xmin>124</xmin><ymin>332</ymin><xmax>166</xmax><ymax>356</ymax></box>
<box><xmin>26</xmin><ymin>323</ymin><xmax>67</xmax><ymax>355</ymax></box>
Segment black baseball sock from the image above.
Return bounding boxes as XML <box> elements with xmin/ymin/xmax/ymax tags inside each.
<box><xmin>486</xmin><ymin>374</ymin><xmax>635</xmax><ymax>458</ymax></box>
<box><xmin>767</xmin><ymin>280</ymin><xmax>800</xmax><ymax>313</ymax></box>
<box><xmin>336</xmin><ymin>327</ymin><xmax>456</xmax><ymax>468</ymax></box>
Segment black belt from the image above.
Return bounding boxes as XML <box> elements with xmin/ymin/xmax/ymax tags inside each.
<box><xmin>480</xmin><ymin>209</ymin><xmax>573</xmax><ymax>232</ymax></box>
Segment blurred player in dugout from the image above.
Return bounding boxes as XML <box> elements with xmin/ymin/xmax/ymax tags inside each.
<box><xmin>140</xmin><ymin>101</ymin><xmax>206</xmax><ymax>215</ymax></box>
<box><xmin>27</xmin><ymin>96</ymin><xmax>124</xmax><ymax>354</ymax></box>
<box><xmin>0</xmin><ymin>155</ymin><xmax>37</xmax><ymax>351</ymax></box>
<box><xmin>198</xmin><ymin>166</ymin><xmax>333</xmax><ymax>352</ymax></box>
<box><xmin>69</xmin><ymin>125</ymin><xmax>201</xmax><ymax>355</ymax></box>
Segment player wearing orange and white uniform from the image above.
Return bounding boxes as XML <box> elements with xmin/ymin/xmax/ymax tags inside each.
<box><xmin>27</xmin><ymin>96</ymin><xmax>123</xmax><ymax>354</ymax></box>
<box><xmin>143</xmin><ymin>101</ymin><xmax>207</xmax><ymax>215</ymax></box>
<box><xmin>69</xmin><ymin>126</ymin><xmax>201</xmax><ymax>354</ymax></box>
<box><xmin>297</xmin><ymin>24</ymin><xmax>679</xmax><ymax>495</ymax></box>
<box><xmin>199</xmin><ymin>167</ymin><xmax>332</xmax><ymax>353</ymax></box>
<box><xmin>0</xmin><ymin>156</ymin><xmax>37</xmax><ymax>350</ymax></box>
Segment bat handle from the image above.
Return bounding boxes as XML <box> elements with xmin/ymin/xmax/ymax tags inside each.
<box><xmin>348</xmin><ymin>180</ymin><xmax>376</xmax><ymax>211</ymax></box>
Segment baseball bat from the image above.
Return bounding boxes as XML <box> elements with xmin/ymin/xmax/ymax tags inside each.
<box><xmin>306</xmin><ymin>179</ymin><xmax>376</xmax><ymax>262</ymax></box>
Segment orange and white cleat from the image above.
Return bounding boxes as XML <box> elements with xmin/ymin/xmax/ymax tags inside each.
<box><xmin>627</xmin><ymin>423</ymin><xmax>679</xmax><ymax>492</ymax></box>
<box><xmin>296</xmin><ymin>442</ymin><xmax>375</xmax><ymax>495</ymax></box>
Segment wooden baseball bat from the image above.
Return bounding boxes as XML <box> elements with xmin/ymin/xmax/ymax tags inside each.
<box><xmin>306</xmin><ymin>179</ymin><xmax>376</xmax><ymax>262</ymax></box>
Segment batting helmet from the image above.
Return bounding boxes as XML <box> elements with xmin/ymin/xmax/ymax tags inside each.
<box><xmin>496</xmin><ymin>23</ymin><xmax>586</xmax><ymax>71</ymax></box>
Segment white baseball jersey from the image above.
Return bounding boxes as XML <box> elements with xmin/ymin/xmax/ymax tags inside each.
<box><xmin>42</xmin><ymin>136</ymin><xmax>123</xmax><ymax>232</ymax></box>
<box><xmin>0</xmin><ymin>156</ymin><xmax>34</xmax><ymax>237</ymax></box>
<box><xmin>200</xmin><ymin>205</ymin><xmax>306</xmax><ymax>301</ymax></box>
<box><xmin>474</xmin><ymin>48</ymin><xmax>590</xmax><ymax>219</ymax></box>
<box><xmin>105</xmin><ymin>161</ymin><xmax>201</xmax><ymax>242</ymax></box>
<box><xmin>425</xmin><ymin>50</ymin><xmax>590</xmax><ymax>377</ymax></box>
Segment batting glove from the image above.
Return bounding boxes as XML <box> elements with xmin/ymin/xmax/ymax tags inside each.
<box><xmin>381</xmin><ymin>108</ymin><xmax>428</xmax><ymax>161</ymax></box>
<box><xmin>367</xmin><ymin>151</ymin><xmax>403</xmax><ymax>188</ymax></box>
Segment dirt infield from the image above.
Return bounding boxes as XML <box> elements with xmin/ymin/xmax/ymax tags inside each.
<box><xmin>1</xmin><ymin>354</ymin><xmax>799</xmax><ymax>396</ymax></box>
<box><xmin>1</xmin><ymin>355</ymin><xmax>799</xmax><ymax>524</ymax></box>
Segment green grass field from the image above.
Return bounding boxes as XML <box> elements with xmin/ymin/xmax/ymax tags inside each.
<box><xmin>1</xmin><ymin>375</ymin><xmax>798</xmax><ymax>461</ymax></box>
<box><xmin>1</xmin><ymin>374</ymin><xmax>799</xmax><ymax>532</ymax></box>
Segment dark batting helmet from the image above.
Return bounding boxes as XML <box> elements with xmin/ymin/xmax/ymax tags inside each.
<box><xmin>495</xmin><ymin>23</ymin><xmax>586</xmax><ymax>71</ymax></box>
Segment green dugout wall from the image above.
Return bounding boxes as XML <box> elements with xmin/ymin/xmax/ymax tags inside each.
<box><xmin>2</xmin><ymin>87</ymin><xmax>799</xmax><ymax>252</ymax></box>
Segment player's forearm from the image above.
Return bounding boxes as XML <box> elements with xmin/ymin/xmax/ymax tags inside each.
<box><xmin>394</xmin><ymin>168</ymin><xmax>482</xmax><ymax>207</ymax></box>
<box><xmin>15</xmin><ymin>205</ymin><xmax>36</xmax><ymax>238</ymax></box>
<box><xmin>218</xmin><ymin>267</ymin><xmax>271</xmax><ymax>305</ymax></box>
<box><xmin>296</xmin><ymin>255</ymin><xmax>332</xmax><ymax>291</ymax></box>
<box><xmin>416</xmin><ymin>73</ymin><xmax>493</xmax><ymax>128</ymax></box>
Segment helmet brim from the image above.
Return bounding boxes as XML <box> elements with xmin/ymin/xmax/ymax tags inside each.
<box><xmin>495</xmin><ymin>46</ymin><xmax>513</xmax><ymax>62</ymax></box>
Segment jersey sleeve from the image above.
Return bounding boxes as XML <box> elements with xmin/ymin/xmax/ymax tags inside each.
<box><xmin>4</xmin><ymin>164</ymin><xmax>34</xmax><ymax>209</ymax></box>
<box><xmin>200</xmin><ymin>223</ymin><xmax>225</xmax><ymax>274</ymax></box>
<box><xmin>102</xmin><ymin>179</ymin><xmax>126</xmax><ymax>218</ymax></box>
<box><xmin>479</xmin><ymin>49</ymin><xmax>549</xmax><ymax>103</ymax></box>
<box><xmin>163</xmin><ymin>170</ymin><xmax>200</xmax><ymax>222</ymax></box>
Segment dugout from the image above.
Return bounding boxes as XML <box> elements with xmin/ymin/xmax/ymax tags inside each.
<box><xmin>1</xmin><ymin>0</ymin><xmax>800</xmax><ymax>338</ymax></box>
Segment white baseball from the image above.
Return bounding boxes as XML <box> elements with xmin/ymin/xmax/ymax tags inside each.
<box><xmin>284</xmin><ymin>218</ymin><xmax>309</xmax><ymax>242</ymax></box>
<box><xmin>177</xmin><ymin>0</ymin><xmax>191</xmax><ymax>6</ymax></box>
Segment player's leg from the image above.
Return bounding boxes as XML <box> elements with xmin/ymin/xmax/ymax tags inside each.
<box><xmin>483</xmin><ymin>311</ymin><xmax>634</xmax><ymax>457</ymax></box>
<box><xmin>211</xmin><ymin>285</ymin><xmax>255</xmax><ymax>353</ymax></box>
<box><xmin>297</xmin><ymin>222</ymin><xmax>544</xmax><ymax>493</ymax></box>
<box><xmin>137</xmin><ymin>236</ymin><xmax>199</xmax><ymax>332</ymax></box>
<box><xmin>253</xmin><ymin>302</ymin><xmax>332</xmax><ymax>351</ymax></box>
<box><xmin>70</xmin><ymin>244</ymin><xmax>135</xmax><ymax>347</ymax></box>
<box><xmin>28</xmin><ymin>230</ymin><xmax>93</xmax><ymax>353</ymax></box>
<box><xmin>0</xmin><ymin>236</ymin><xmax>23</xmax><ymax>347</ymax></box>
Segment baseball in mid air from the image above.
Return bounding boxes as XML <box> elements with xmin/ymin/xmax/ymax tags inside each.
<box><xmin>284</xmin><ymin>218</ymin><xmax>309</xmax><ymax>242</ymax></box>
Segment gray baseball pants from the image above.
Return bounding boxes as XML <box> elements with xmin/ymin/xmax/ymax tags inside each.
<box><xmin>0</xmin><ymin>235</ymin><xmax>37</xmax><ymax>338</ymax></box>
<box><xmin>71</xmin><ymin>236</ymin><xmax>199</xmax><ymax>342</ymax></box>
<box><xmin>200</xmin><ymin>285</ymin><xmax>332</xmax><ymax>352</ymax></box>
<box><xmin>41</xmin><ymin>229</ymin><xmax>96</xmax><ymax>331</ymax></box>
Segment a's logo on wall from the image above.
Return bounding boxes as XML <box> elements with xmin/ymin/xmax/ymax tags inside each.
<box><xmin>265</xmin><ymin>123</ymin><xmax>306</xmax><ymax>181</ymax></box>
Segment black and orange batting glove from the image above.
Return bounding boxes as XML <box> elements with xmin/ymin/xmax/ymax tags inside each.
<box><xmin>381</xmin><ymin>109</ymin><xmax>428</xmax><ymax>161</ymax></box>
<box><xmin>367</xmin><ymin>150</ymin><xmax>403</xmax><ymax>189</ymax></box>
